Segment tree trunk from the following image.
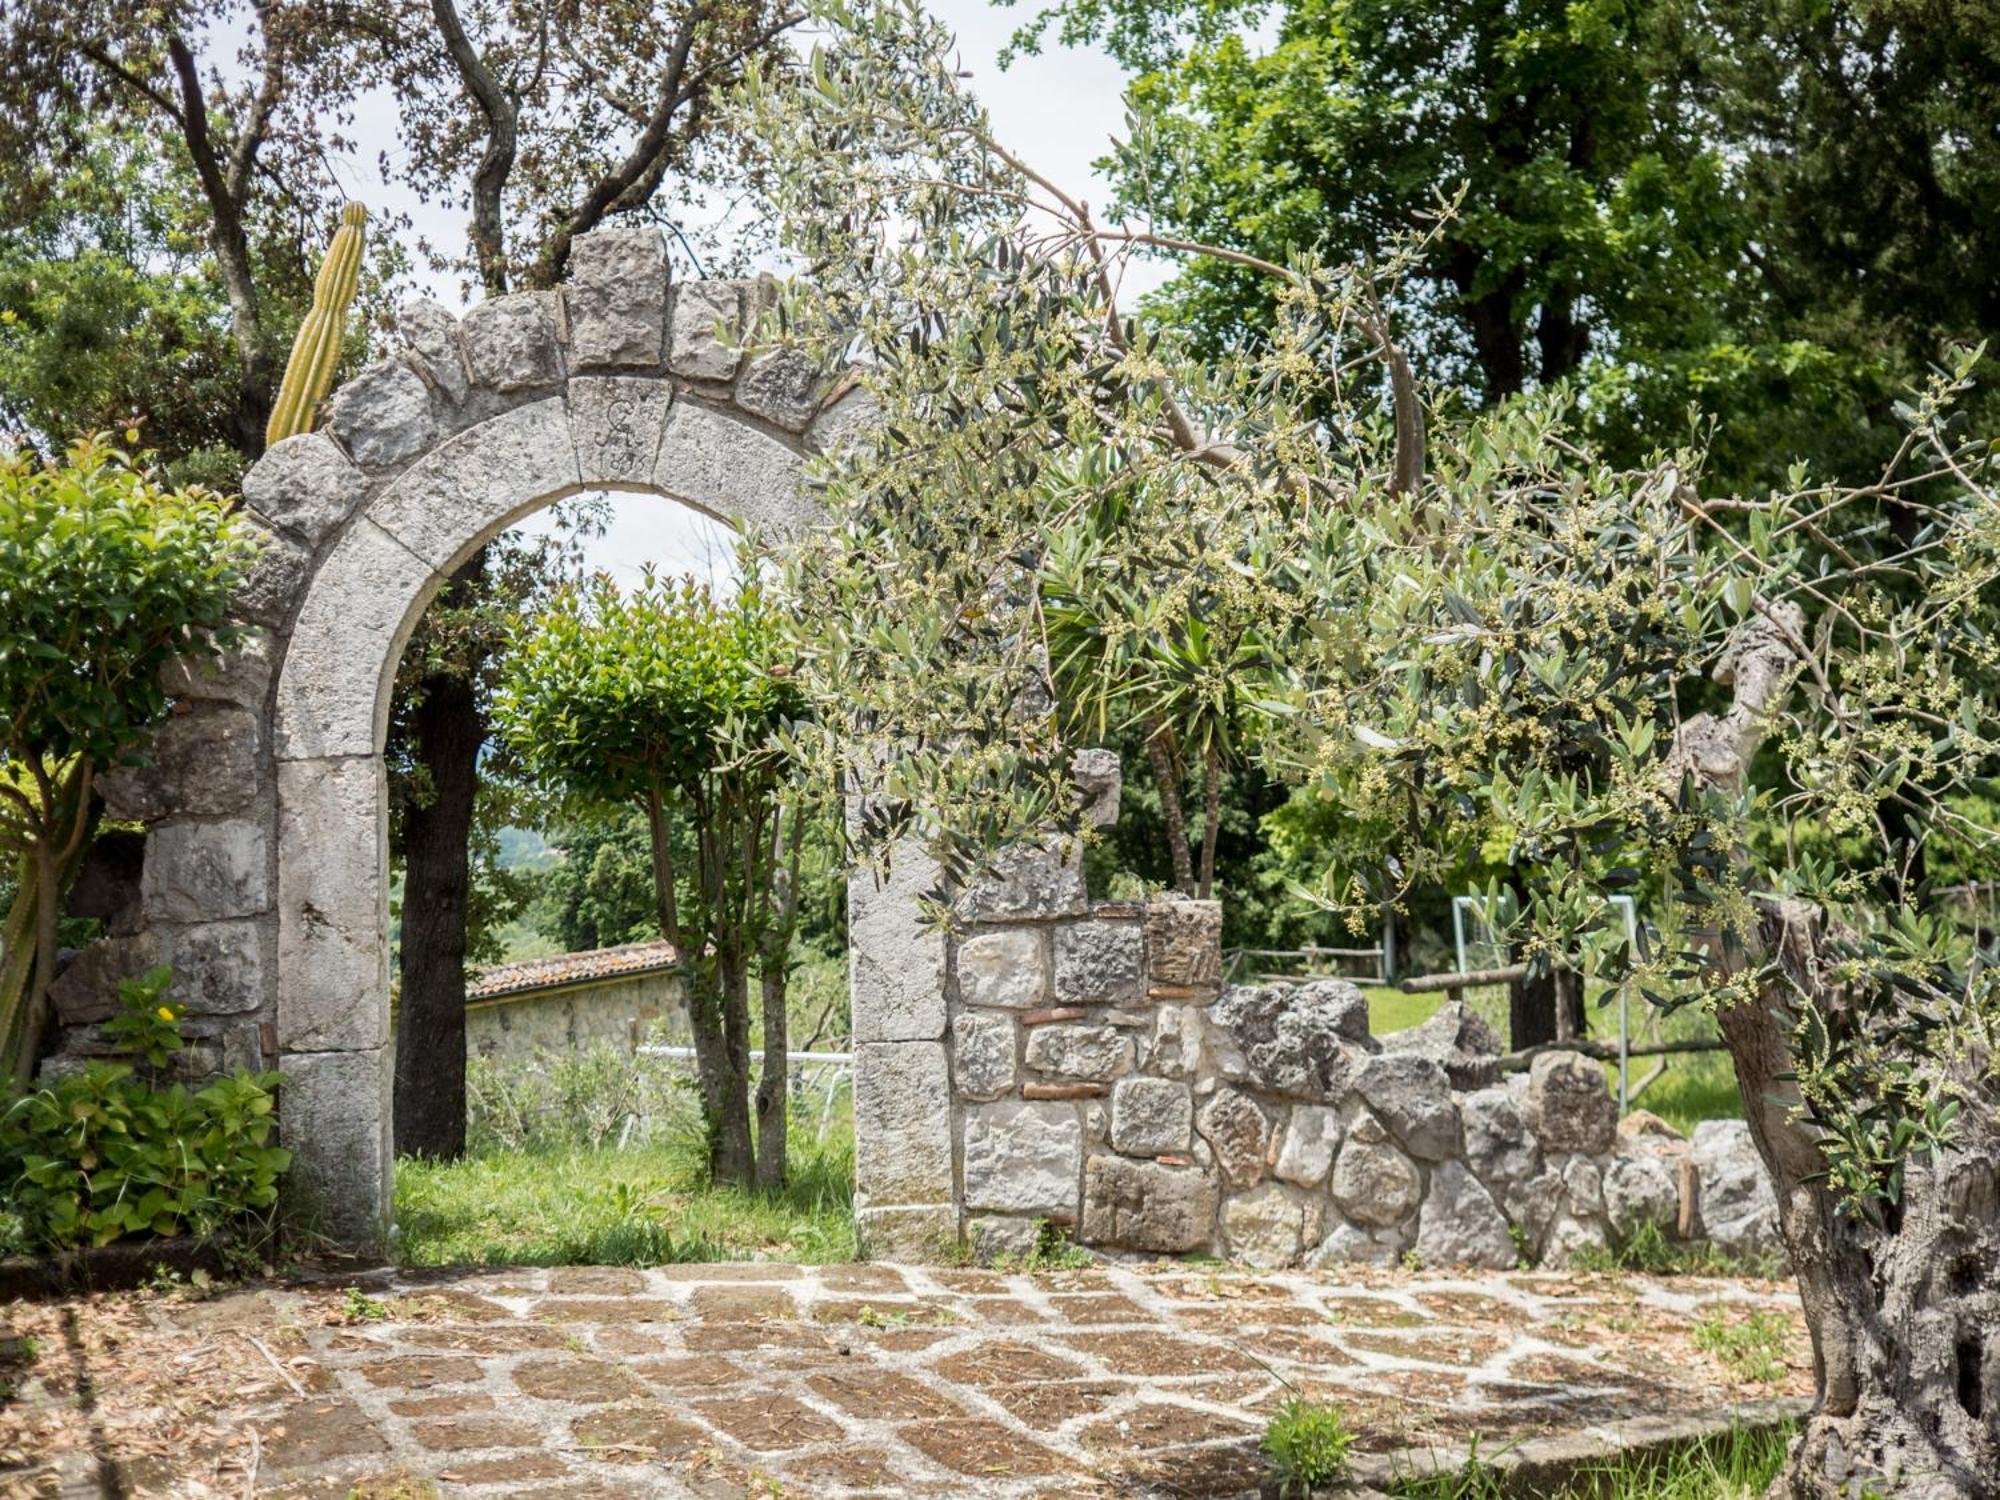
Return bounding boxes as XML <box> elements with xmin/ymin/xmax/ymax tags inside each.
<box><xmin>1142</xmin><ymin>716</ymin><xmax>1195</xmax><ymax>895</ymax></box>
<box><xmin>1198</xmin><ymin>739</ymin><xmax>1221</xmax><ymax>900</ymax></box>
<box><xmin>1723</xmin><ymin>902</ymin><xmax>1999</xmax><ymax>1499</ymax></box>
<box><xmin>1507</xmin><ymin>964</ymin><xmax>1585</xmax><ymax>1050</ymax></box>
<box><xmin>711</xmin><ymin>942</ymin><xmax>757</xmax><ymax>1185</ymax></box>
<box><xmin>392</xmin><ymin>651</ymin><xmax>484</xmax><ymax>1161</ymax></box>
<box><xmin>753</xmin><ymin>959</ymin><xmax>789</xmax><ymax>1191</ymax></box>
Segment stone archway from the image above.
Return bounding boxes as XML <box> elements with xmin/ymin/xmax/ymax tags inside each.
<box><xmin>60</xmin><ymin>227</ymin><xmax>950</xmax><ymax>1252</ymax></box>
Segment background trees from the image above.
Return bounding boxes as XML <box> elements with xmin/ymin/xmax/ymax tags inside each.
<box><xmin>495</xmin><ymin>571</ymin><xmax>814</xmax><ymax>1187</ymax></box>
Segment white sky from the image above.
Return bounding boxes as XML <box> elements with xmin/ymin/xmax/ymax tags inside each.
<box><xmin>335</xmin><ymin>1</ymin><xmax>1172</xmax><ymax>590</ymax></box>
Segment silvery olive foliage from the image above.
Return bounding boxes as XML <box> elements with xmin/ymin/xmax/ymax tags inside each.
<box><xmin>738</xmin><ymin>5</ymin><xmax>2000</xmax><ymax>1231</ymax></box>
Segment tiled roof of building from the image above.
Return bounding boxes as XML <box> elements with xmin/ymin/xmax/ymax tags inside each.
<box><xmin>467</xmin><ymin>939</ymin><xmax>683</xmax><ymax>1002</ymax></box>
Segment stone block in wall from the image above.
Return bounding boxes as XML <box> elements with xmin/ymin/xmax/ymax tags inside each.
<box><xmin>857</xmin><ymin>1203</ymin><xmax>958</xmax><ymax>1262</ymax></box>
<box><xmin>462</xmin><ymin>291</ymin><xmax>564</xmax><ymax>393</ymax></box>
<box><xmin>1460</xmin><ymin>1083</ymin><xmax>1541</xmax><ymax>1192</ymax></box>
<box><xmin>1329</xmin><ymin>1135</ymin><xmax>1421</xmax><ymax>1229</ymax></box>
<box><xmin>157</xmin><ymin>919</ymin><xmax>271</xmax><ymax>1019</ymax></box>
<box><xmin>1070</xmin><ymin>748</ymin><xmax>1121</xmax><ymax>829</ymax></box>
<box><xmin>849</xmin><ymin>843</ymin><xmax>947</xmax><ymax>1043</ymax></box>
<box><xmin>1689</xmin><ymin>1119</ymin><xmax>1781</xmax><ymax>1256</ymax></box>
<box><xmin>1273</xmin><ymin>1103</ymin><xmax>1342</xmax><ymax>1188</ymax></box>
<box><xmin>100</xmin><ymin>705</ymin><xmax>260</xmax><ymax>822</ymax></box>
<box><xmin>565</xmin><ymin>226</ymin><xmax>669</xmax><ymax>368</ymax></box>
<box><xmin>1195</xmin><ymin>1088</ymin><xmax>1271</xmax><ymax>1187</ymax></box>
<box><xmin>1378</xmin><ymin>1000</ymin><xmax>1504</xmax><ymax>1090</ymax></box>
<box><xmin>1222</xmin><ymin>1181</ymin><xmax>1322</xmax><ymax>1268</ymax></box>
<box><xmin>966</xmin><ymin>1215</ymin><xmax>1043</xmax><ymax>1262</ymax></box>
<box><xmin>1603</xmin><ymin>1149</ymin><xmax>1681</xmax><ymax>1240</ymax></box>
<box><xmin>279</xmin><ymin>1046</ymin><xmax>392</xmax><ymax>1249</ymax></box>
<box><xmin>1080</xmin><ymin>1155</ymin><xmax>1218</xmax><ymax>1254</ymax></box>
<box><xmin>805</xmin><ymin>384</ymin><xmax>879</xmax><ymax>456</ymax></box>
<box><xmin>396</xmin><ymin>299</ymin><xmax>471</xmax><ymax>404</ymax></box>
<box><xmin>1023</xmin><ymin>1024</ymin><xmax>1131</xmax><ymax>1082</ymax></box>
<box><xmin>952</xmin><ymin>1011</ymin><xmax>1017</xmax><ymax>1101</ymax></box>
<box><xmin>231</xmin><ymin>514</ymin><xmax>310</xmax><ymax>629</ymax></box>
<box><xmin>1561</xmin><ymin>1155</ymin><xmax>1604</xmax><ymax>1217</ymax></box>
<box><xmin>1308</xmin><ymin>1218</ymin><xmax>1414</xmax><ymax>1269</ymax></box>
<box><xmin>1209</xmin><ymin>980</ymin><xmax>1367</xmax><ymax>1102</ymax></box>
<box><xmin>1527</xmin><ymin>1050</ymin><xmax>1617</xmax><ymax>1156</ymax></box>
<box><xmin>1052</xmin><ymin>919</ymin><xmax>1143</xmax><ymax>1006</ymax></box>
<box><xmin>241</xmin><ymin>432</ymin><xmax>371</xmax><ymax>548</ymax></box>
<box><xmin>1414</xmin><ymin>1159</ymin><xmax>1516</xmax><ymax>1270</ymax></box>
<box><xmin>1144</xmin><ymin>898</ymin><xmax>1222</xmax><ymax>986</ymax></box>
<box><xmin>277</xmin><ymin>756</ymin><xmax>388</xmax><ymax>1052</ymax></box>
<box><xmin>954</xmin><ymin>928</ymin><xmax>1047</xmax><ymax>1011</ymax></box>
<box><xmin>160</xmin><ymin>630</ymin><xmax>274</xmax><ymax>709</ymax></box>
<box><xmin>651</xmin><ymin>400</ymin><xmax>811</xmax><ymax>537</ymax></box>
<box><xmin>1352</xmin><ymin>1053</ymin><xmax>1459</xmax><ymax>1161</ymax></box>
<box><xmin>957</xmin><ymin>844</ymin><xmax>1089</xmax><ymax>922</ymax></box>
<box><xmin>852</xmin><ymin>1040</ymin><xmax>954</xmax><ymax>1209</ymax></box>
<box><xmin>1109</xmin><ymin>1077</ymin><xmax>1192</xmax><ymax>1156</ymax></box>
<box><xmin>141</xmin><ymin>817</ymin><xmax>270</xmax><ymax>923</ymax></box>
<box><xmin>325</xmin><ymin>359</ymin><xmax>437</xmax><ymax>470</ymax></box>
<box><xmin>569</xmin><ymin>377</ymin><xmax>673</xmax><ymax>488</ymax></box>
<box><xmin>962</xmin><ymin>1100</ymin><xmax>1082</xmax><ymax>1216</ymax></box>
<box><xmin>51</xmin><ymin>932</ymin><xmax>151</xmax><ymax>1025</ymax></box>
<box><xmin>1504</xmin><ymin>1168</ymin><xmax>1564</xmax><ymax>1254</ymax></box>
<box><xmin>735</xmin><ymin>348</ymin><xmax>823</xmax><ymax>431</ymax></box>
<box><xmin>668</xmin><ymin>281</ymin><xmax>747</xmax><ymax>383</ymax></box>
<box><xmin>1147</xmin><ymin>1005</ymin><xmax>1204</xmax><ymax>1080</ymax></box>
<box><xmin>1542</xmin><ymin>1213</ymin><xmax>1610</xmax><ymax>1266</ymax></box>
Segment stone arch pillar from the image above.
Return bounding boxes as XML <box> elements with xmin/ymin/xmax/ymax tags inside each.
<box><xmin>56</xmin><ymin>227</ymin><xmax>949</xmax><ymax>1252</ymax></box>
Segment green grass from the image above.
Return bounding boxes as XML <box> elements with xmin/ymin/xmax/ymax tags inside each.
<box><xmin>393</xmin><ymin>1115</ymin><xmax>858</xmax><ymax>1268</ymax></box>
<box><xmin>1390</xmin><ymin>1422</ymin><xmax>1791</xmax><ymax>1499</ymax></box>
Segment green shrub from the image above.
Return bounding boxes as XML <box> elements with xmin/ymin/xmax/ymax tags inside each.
<box><xmin>1692</xmin><ymin>1307</ymin><xmax>1791</xmax><ymax>1385</ymax></box>
<box><xmin>0</xmin><ymin>968</ymin><xmax>289</xmax><ymax>1251</ymax></box>
<box><xmin>463</xmin><ymin>1039</ymin><xmax>697</xmax><ymax>1154</ymax></box>
<box><xmin>1262</xmin><ymin>1397</ymin><xmax>1356</xmax><ymax>1496</ymax></box>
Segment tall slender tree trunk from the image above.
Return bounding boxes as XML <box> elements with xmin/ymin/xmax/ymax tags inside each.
<box><xmin>1507</xmin><ymin>964</ymin><xmax>1585</xmax><ymax>1050</ymax></box>
<box><xmin>713</xmin><ymin>942</ymin><xmax>757</xmax><ymax>1185</ymax></box>
<box><xmin>753</xmin><ymin>959</ymin><xmax>789</xmax><ymax>1190</ymax></box>
<box><xmin>1198</xmin><ymin>740</ymin><xmax>1221</xmax><ymax>899</ymax></box>
<box><xmin>1142</xmin><ymin>717</ymin><xmax>1195</xmax><ymax>895</ymax></box>
<box><xmin>392</xmin><ymin>642</ymin><xmax>484</xmax><ymax>1161</ymax></box>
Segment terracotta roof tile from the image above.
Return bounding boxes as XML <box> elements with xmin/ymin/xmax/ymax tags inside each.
<box><xmin>467</xmin><ymin>940</ymin><xmax>682</xmax><ymax>1001</ymax></box>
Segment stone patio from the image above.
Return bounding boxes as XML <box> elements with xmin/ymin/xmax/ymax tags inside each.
<box><xmin>2</xmin><ymin>1261</ymin><xmax>1811</xmax><ymax>1498</ymax></box>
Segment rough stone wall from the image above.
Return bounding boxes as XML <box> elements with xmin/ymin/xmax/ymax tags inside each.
<box><xmin>944</xmin><ymin>844</ymin><xmax>1780</xmax><ymax>1271</ymax></box>
<box><xmin>463</xmin><ymin>972</ymin><xmax>688</xmax><ymax>1062</ymax></box>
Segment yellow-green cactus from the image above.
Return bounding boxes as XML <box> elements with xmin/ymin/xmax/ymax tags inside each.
<box><xmin>265</xmin><ymin>201</ymin><xmax>369</xmax><ymax>447</ymax></box>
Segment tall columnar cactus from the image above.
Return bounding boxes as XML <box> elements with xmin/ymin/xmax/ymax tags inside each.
<box><xmin>265</xmin><ymin>201</ymin><xmax>369</xmax><ymax>447</ymax></box>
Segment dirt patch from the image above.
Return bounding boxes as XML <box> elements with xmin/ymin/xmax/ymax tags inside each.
<box><xmin>1056</xmin><ymin>1331</ymin><xmax>1261</xmax><ymax>1377</ymax></box>
<box><xmin>570</xmin><ymin>1402</ymin><xmax>712</xmax><ymax>1460</ymax></box>
<box><xmin>899</xmin><ymin>1418</ymin><xmax>1074</xmax><ymax>1477</ymax></box>
<box><xmin>807</xmin><ymin>1366</ymin><xmax>969</xmax><ymax>1420</ymax></box>
<box><xmin>680</xmin><ymin>1320</ymin><xmax>833</xmax><ymax>1353</ymax></box>
<box><xmin>693</xmin><ymin>1393</ymin><xmax>844</xmax><ymax>1450</ymax></box>
<box><xmin>386</xmin><ymin>1392</ymin><xmax>495</xmax><ymax>1418</ymax></box>
<box><xmin>690</xmin><ymin>1285</ymin><xmax>798</xmax><ymax>1322</ymax></box>
<box><xmin>401</xmin><ymin>1323</ymin><xmax>568</xmax><ymax>1353</ymax></box>
<box><xmin>659</xmin><ymin>1262</ymin><xmax>803</xmax><ymax>1281</ymax></box>
<box><xmin>409</xmin><ymin>1415</ymin><xmax>546</xmax><ymax>1451</ymax></box>
<box><xmin>513</xmin><ymin>1356</ymin><xmax>644</xmax><ymax>1403</ymax></box>
<box><xmin>633</xmin><ymin>1354</ymin><xmax>746</xmax><ymax>1392</ymax></box>
<box><xmin>548</xmin><ymin>1267</ymin><xmax>648</xmax><ymax>1296</ymax></box>
<box><xmin>982</xmin><ymin>1379</ymin><xmax>1126</xmax><ymax>1430</ymax></box>
<box><xmin>1318</xmin><ymin>1295</ymin><xmax>1431</xmax><ymax>1328</ymax></box>
<box><xmin>357</xmin><ymin>1353</ymin><xmax>483</xmax><ymax>1389</ymax></box>
<box><xmin>261</xmin><ymin>1399</ymin><xmax>390</xmax><ymax>1468</ymax></box>
<box><xmin>818</xmin><ymin>1264</ymin><xmax>911</xmax><ymax>1294</ymax></box>
<box><xmin>434</xmin><ymin>1453</ymin><xmax>572</xmax><ymax>1484</ymax></box>
<box><xmin>953</xmin><ymin>1296</ymin><xmax>1050</xmax><ymax>1327</ymax></box>
<box><xmin>933</xmin><ymin>1341</ymin><xmax>1089</xmax><ymax>1386</ymax></box>
<box><xmin>1078</xmin><ymin>1401</ymin><xmax>1259</xmax><ymax>1453</ymax></box>
<box><xmin>1412</xmin><ymin>1291</ymin><xmax>1520</xmax><ymax>1325</ymax></box>
<box><xmin>530</xmin><ymin>1297</ymin><xmax>681</xmax><ymax>1323</ymax></box>
<box><xmin>1343</xmin><ymin>1330</ymin><xmax>1508</xmax><ymax>1367</ymax></box>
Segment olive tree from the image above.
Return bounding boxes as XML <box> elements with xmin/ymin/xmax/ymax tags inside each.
<box><xmin>492</xmin><ymin>570</ymin><xmax>810</xmax><ymax>1187</ymax></box>
<box><xmin>734</xmin><ymin>5</ymin><xmax>2000</xmax><ymax>1492</ymax></box>
<box><xmin>0</xmin><ymin>436</ymin><xmax>255</xmax><ymax>1083</ymax></box>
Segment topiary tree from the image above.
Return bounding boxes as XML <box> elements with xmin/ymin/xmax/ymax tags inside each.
<box><xmin>733</xmin><ymin>7</ymin><xmax>2000</xmax><ymax>1491</ymax></box>
<box><xmin>0</xmin><ymin>435</ymin><xmax>255</xmax><ymax>1084</ymax></box>
<box><xmin>493</xmin><ymin>569</ymin><xmax>811</xmax><ymax>1187</ymax></box>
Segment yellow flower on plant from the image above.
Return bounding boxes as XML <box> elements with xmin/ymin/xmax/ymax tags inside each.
<box><xmin>157</xmin><ymin>1006</ymin><xmax>176</xmax><ymax>1022</ymax></box>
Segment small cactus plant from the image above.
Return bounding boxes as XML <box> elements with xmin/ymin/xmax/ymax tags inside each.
<box><xmin>265</xmin><ymin>201</ymin><xmax>368</xmax><ymax>447</ymax></box>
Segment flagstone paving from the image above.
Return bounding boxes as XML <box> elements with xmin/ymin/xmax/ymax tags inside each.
<box><xmin>2</xmin><ymin>1260</ymin><xmax>1812</xmax><ymax>1498</ymax></box>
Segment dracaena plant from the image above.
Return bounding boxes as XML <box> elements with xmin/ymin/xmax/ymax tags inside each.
<box><xmin>731</xmin><ymin>5</ymin><xmax>2000</xmax><ymax>1491</ymax></box>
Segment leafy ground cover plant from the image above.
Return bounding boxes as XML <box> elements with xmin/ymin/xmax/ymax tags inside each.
<box><xmin>0</xmin><ymin>968</ymin><xmax>287</xmax><ymax>1252</ymax></box>
<box><xmin>1262</xmin><ymin>1397</ymin><xmax>1357</xmax><ymax>1495</ymax></box>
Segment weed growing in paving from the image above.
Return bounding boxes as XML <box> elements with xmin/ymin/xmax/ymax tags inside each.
<box><xmin>341</xmin><ymin>1286</ymin><xmax>389</xmax><ymax>1323</ymax></box>
<box><xmin>1571</xmin><ymin>1220</ymin><xmax>1785</xmax><ymax>1279</ymax></box>
<box><xmin>1262</xmin><ymin>1398</ymin><xmax>1356</xmax><ymax>1496</ymax></box>
<box><xmin>1390</xmin><ymin>1423</ymin><xmax>1790</xmax><ymax>1498</ymax></box>
<box><xmin>1692</xmin><ymin>1308</ymin><xmax>1791</xmax><ymax>1385</ymax></box>
<box><xmin>987</xmin><ymin>1217</ymin><xmax>1095</xmax><ymax>1272</ymax></box>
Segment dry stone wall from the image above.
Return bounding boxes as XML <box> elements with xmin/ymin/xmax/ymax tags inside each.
<box><xmin>945</xmin><ymin>815</ymin><xmax>1780</xmax><ymax>1270</ymax></box>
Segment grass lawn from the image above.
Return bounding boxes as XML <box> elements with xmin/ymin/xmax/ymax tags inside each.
<box><xmin>394</xmin><ymin>1117</ymin><xmax>857</xmax><ymax>1267</ymax></box>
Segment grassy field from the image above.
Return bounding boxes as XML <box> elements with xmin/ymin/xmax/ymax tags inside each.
<box><xmin>394</xmin><ymin>1116</ymin><xmax>857</xmax><ymax>1267</ymax></box>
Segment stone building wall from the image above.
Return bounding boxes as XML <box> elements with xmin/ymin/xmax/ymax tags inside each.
<box><xmin>945</xmin><ymin>863</ymin><xmax>1780</xmax><ymax>1270</ymax></box>
<box><xmin>463</xmin><ymin>970</ymin><xmax>688</xmax><ymax>1062</ymax></box>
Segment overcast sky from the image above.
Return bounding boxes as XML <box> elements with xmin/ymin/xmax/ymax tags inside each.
<box><xmin>333</xmin><ymin>1</ymin><xmax>1171</xmax><ymax>589</ymax></box>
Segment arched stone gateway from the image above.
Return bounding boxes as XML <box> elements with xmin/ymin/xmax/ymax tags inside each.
<box><xmin>51</xmin><ymin>227</ymin><xmax>1777</xmax><ymax>1271</ymax></box>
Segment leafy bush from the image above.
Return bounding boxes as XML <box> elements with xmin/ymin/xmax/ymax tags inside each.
<box><xmin>1262</xmin><ymin>1397</ymin><xmax>1356</xmax><ymax>1495</ymax></box>
<box><xmin>464</xmin><ymin>1039</ymin><xmax>697</xmax><ymax>1155</ymax></box>
<box><xmin>0</xmin><ymin>968</ymin><xmax>288</xmax><ymax>1251</ymax></box>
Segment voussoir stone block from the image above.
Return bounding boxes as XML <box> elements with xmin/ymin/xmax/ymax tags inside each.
<box><xmin>565</xmin><ymin>226</ymin><xmax>668</xmax><ymax>368</ymax></box>
<box><xmin>278</xmin><ymin>756</ymin><xmax>388</xmax><ymax>1052</ymax></box>
<box><xmin>1053</xmin><ymin>919</ymin><xmax>1144</xmax><ymax>1005</ymax></box>
<box><xmin>734</xmin><ymin>347</ymin><xmax>823</xmax><ymax>431</ymax></box>
<box><xmin>952</xmin><ymin>1010</ymin><xmax>1017</xmax><ymax>1101</ymax></box>
<box><xmin>1080</xmin><ymin>1155</ymin><xmax>1218</xmax><ymax>1254</ymax></box>
<box><xmin>1024</xmin><ymin>1023</ymin><xmax>1132</xmax><ymax>1082</ymax></box>
<box><xmin>1528</xmin><ymin>1050</ymin><xmax>1618</xmax><ymax>1157</ymax></box>
<box><xmin>242</xmin><ymin>432</ymin><xmax>371</xmax><ymax>547</ymax></box>
<box><xmin>1110</xmin><ymin>1076</ymin><xmax>1192</xmax><ymax>1156</ymax></box>
<box><xmin>325</xmin><ymin>359</ymin><xmax>436</xmax><ymax>470</ymax></box>
<box><xmin>805</xmin><ymin>384</ymin><xmax>881</xmax><ymax>455</ymax></box>
<box><xmin>652</xmin><ymin>400</ymin><xmax>811</xmax><ymax>536</ymax></box>
<box><xmin>397</xmin><ymin>298</ymin><xmax>470</xmax><ymax>404</ymax></box>
<box><xmin>569</xmin><ymin>377</ymin><xmax>673</xmax><ymax>488</ymax></box>
<box><xmin>274</xmin><ymin>518</ymin><xmax>441</xmax><ymax>761</ymax></box>
<box><xmin>668</xmin><ymin>281</ymin><xmax>746</xmax><ymax>382</ymax></box>
<box><xmin>232</xmin><ymin>514</ymin><xmax>310</xmax><ymax>629</ymax></box>
<box><xmin>848</xmin><ymin>843</ymin><xmax>946</xmax><ymax>1043</ymax></box>
<box><xmin>955</xmin><ymin>928</ymin><xmax>1047</xmax><ymax>1010</ymax></box>
<box><xmin>962</xmin><ymin>1099</ymin><xmax>1083</xmax><ymax>1215</ymax></box>
<box><xmin>141</xmin><ymin>817</ymin><xmax>270</xmax><ymax>923</ymax></box>
<box><xmin>369</xmin><ymin>398</ymin><xmax>583</xmax><ymax>572</ymax></box>
<box><xmin>852</xmin><ymin>1040</ymin><xmax>953</xmax><ymax>1209</ymax></box>
<box><xmin>279</xmin><ymin>1047</ymin><xmax>392</xmax><ymax>1247</ymax></box>
<box><xmin>462</xmin><ymin>291</ymin><xmax>564</xmax><ymax>392</ymax></box>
